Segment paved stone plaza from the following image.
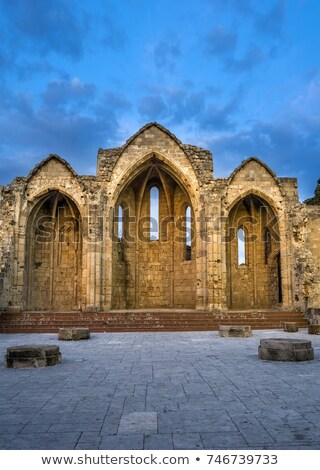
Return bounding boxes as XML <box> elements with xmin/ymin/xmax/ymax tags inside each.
<box><xmin>0</xmin><ymin>329</ymin><xmax>320</xmax><ymax>450</ymax></box>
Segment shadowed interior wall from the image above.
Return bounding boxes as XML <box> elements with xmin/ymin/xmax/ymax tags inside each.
<box><xmin>226</xmin><ymin>194</ymin><xmax>281</xmax><ymax>309</ymax></box>
<box><xmin>26</xmin><ymin>191</ymin><xmax>81</xmax><ymax>310</ymax></box>
<box><xmin>112</xmin><ymin>159</ymin><xmax>196</xmax><ymax>309</ymax></box>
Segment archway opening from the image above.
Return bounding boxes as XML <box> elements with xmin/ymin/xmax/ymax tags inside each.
<box><xmin>26</xmin><ymin>191</ymin><xmax>82</xmax><ymax>311</ymax></box>
<box><xmin>112</xmin><ymin>158</ymin><xmax>196</xmax><ymax>309</ymax></box>
<box><xmin>226</xmin><ymin>194</ymin><xmax>281</xmax><ymax>309</ymax></box>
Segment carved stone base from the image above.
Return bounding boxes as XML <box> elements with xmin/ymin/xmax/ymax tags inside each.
<box><xmin>58</xmin><ymin>328</ymin><xmax>90</xmax><ymax>341</ymax></box>
<box><xmin>283</xmin><ymin>322</ymin><xmax>298</xmax><ymax>333</ymax></box>
<box><xmin>219</xmin><ymin>325</ymin><xmax>252</xmax><ymax>338</ymax></box>
<box><xmin>5</xmin><ymin>345</ymin><xmax>61</xmax><ymax>368</ymax></box>
<box><xmin>259</xmin><ymin>338</ymin><xmax>314</xmax><ymax>362</ymax></box>
<box><xmin>308</xmin><ymin>324</ymin><xmax>320</xmax><ymax>335</ymax></box>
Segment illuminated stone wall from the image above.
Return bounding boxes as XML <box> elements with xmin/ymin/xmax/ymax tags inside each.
<box><xmin>0</xmin><ymin>122</ymin><xmax>318</xmax><ymax>314</ymax></box>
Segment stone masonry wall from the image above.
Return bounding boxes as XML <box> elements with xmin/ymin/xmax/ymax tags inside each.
<box><xmin>106</xmin><ymin>123</ymin><xmax>204</xmax><ymax>310</ymax></box>
<box><xmin>0</xmin><ymin>186</ymin><xmax>16</xmax><ymax>310</ymax></box>
<box><xmin>0</xmin><ymin>123</ymin><xmax>318</xmax><ymax>314</ymax></box>
<box><xmin>304</xmin><ymin>205</ymin><xmax>320</xmax><ymax>308</ymax></box>
<box><xmin>97</xmin><ymin>122</ymin><xmax>213</xmax><ymax>186</ymax></box>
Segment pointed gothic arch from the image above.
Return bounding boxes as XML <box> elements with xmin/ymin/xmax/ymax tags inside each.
<box><xmin>226</xmin><ymin>193</ymin><xmax>281</xmax><ymax>309</ymax></box>
<box><xmin>111</xmin><ymin>157</ymin><xmax>196</xmax><ymax>309</ymax></box>
<box><xmin>25</xmin><ymin>191</ymin><xmax>82</xmax><ymax>311</ymax></box>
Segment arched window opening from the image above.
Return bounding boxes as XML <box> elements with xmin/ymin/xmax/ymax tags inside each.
<box><xmin>117</xmin><ymin>205</ymin><xmax>123</xmax><ymax>239</ymax></box>
<box><xmin>117</xmin><ymin>205</ymin><xmax>124</xmax><ymax>262</ymax></box>
<box><xmin>185</xmin><ymin>205</ymin><xmax>192</xmax><ymax>260</ymax></box>
<box><xmin>238</xmin><ymin>227</ymin><xmax>246</xmax><ymax>266</ymax></box>
<box><xmin>264</xmin><ymin>229</ymin><xmax>271</xmax><ymax>265</ymax></box>
<box><xmin>150</xmin><ymin>186</ymin><xmax>159</xmax><ymax>240</ymax></box>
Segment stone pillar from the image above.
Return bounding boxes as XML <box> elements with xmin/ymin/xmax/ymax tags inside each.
<box><xmin>195</xmin><ymin>200</ymin><xmax>208</xmax><ymax>310</ymax></box>
<box><xmin>102</xmin><ymin>206</ymin><xmax>113</xmax><ymax>310</ymax></box>
<box><xmin>9</xmin><ymin>190</ymin><xmax>25</xmax><ymax>312</ymax></box>
<box><xmin>279</xmin><ymin>214</ymin><xmax>294</xmax><ymax>309</ymax></box>
<box><xmin>219</xmin><ymin>212</ymin><xmax>228</xmax><ymax>311</ymax></box>
<box><xmin>214</xmin><ymin>201</ymin><xmax>225</xmax><ymax>311</ymax></box>
<box><xmin>206</xmin><ymin>201</ymin><xmax>215</xmax><ymax>310</ymax></box>
<box><xmin>99</xmin><ymin>193</ymin><xmax>112</xmax><ymax>311</ymax></box>
<box><xmin>83</xmin><ymin>204</ymin><xmax>103</xmax><ymax>312</ymax></box>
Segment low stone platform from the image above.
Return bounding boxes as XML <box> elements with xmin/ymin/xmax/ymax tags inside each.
<box><xmin>58</xmin><ymin>328</ymin><xmax>90</xmax><ymax>341</ymax></box>
<box><xmin>283</xmin><ymin>322</ymin><xmax>298</xmax><ymax>333</ymax></box>
<box><xmin>308</xmin><ymin>324</ymin><xmax>320</xmax><ymax>335</ymax></box>
<box><xmin>258</xmin><ymin>338</ymin><xmax>314</xmax><ymax>362</ymax></box>
<box><xmin>218</xmin><ymin>325</ymin><xmax>252</xmax><ymax>338</ymax></box>
<box><xmin>5</xmin><ymin>345</ymin><xmax>61</xmax><ymax>368</ymax></box>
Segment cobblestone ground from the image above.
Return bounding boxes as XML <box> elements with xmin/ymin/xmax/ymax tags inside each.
<box><xmin>0</xmin><ymin>329</ymin><xmax>320</xmax><ymax>450</ymax></box>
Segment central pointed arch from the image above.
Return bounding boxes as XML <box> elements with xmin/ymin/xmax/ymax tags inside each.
<box><xmin>112</xmin><ymin>156</ymin><xmax>196</xmax><ymax>309</ymax></box>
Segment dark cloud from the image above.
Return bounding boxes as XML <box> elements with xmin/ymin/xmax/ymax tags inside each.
<box><xmin>100</xmin><ymin>91</ymin><xmax>132</xmax><ymax>110</ymax></box>
<box><xmin>0</xmin><ymin>0</ymin><xmax>89</xmax><ymax>61</ymax></box>
<box><xmin>209</xmin><ymin>116</ymin><xmax>320</xmax><ymax>201</ymax></box>
<box><xmin>183</xmin><ymin>92</ymin><xmax>206</xmax><ymax>118</ymax></box>
<box><xmin>0</xmin><ymin>38</ymin><xmax>11</xmax><ymax>73</ymax></box>
<box><xmin>16</xmin><ymin>60</ymin><xmax>61</xmax><ymax>82</ymax></box>
<box><xmin>154</xmin><ymin>38</ymin><xmax>181</xmax><ymax>72</ymax></box>
<box><xmin>214</xmin><ymin>0</ymin><xmax>285</xmax><ymax>39</ymax></box>
<box><xmin>163</xmin><ymin>89</ymin><xmax>206</xmax><ymax>124</ymax></box>
<box><xmin>303</xmin><ymin>67</ymin><xmax>318</xmax><ymax>82</ymax></box>
<box><xmin>199</xmin><ymin>100</ymin><xmax>238</xmax><ymax>131</ymax></box>
<box><xmin>43</xmin><ymin>78</ymin><xmax>96</xmax><ymax>109</ymax></box>
<box><xmin>0</xmin><ymin>77</ymin><xmax>133</xmax><ymax>183</ymax></box>
<box><xmin>102</xmin><ymin>15</ymin><xmax>128</xmax><ymax>51</ymax></box>
<box><xmin>0</xmin><ymin>109</ymin><xmax>118</xmax><ymax>183</ymax></box>
<box><xmin>202</xmin><ymin>1</ymin><xmax>286</xmax><ymax>73</ymax></box>
<box><xmin>224</xmin><ymin>44</ymin><xmax>264</xmax><ymax>73</ymax></box>
<box><xmin>254</xmin><ymin>0</ymin><xmax>286</xmax><ymax>39</ymax></box>
<box><xmin>204</xmin><ymin>26</ymin><xmax>237</xmax><ymax>57</ymax></box>
<box><xmin>203</xmin><ymin>0</ymin><xmax>255</xmax><ymax>18</ymax></box>
<box><xmin>138</xmin><ymin>86</ymin><xmax>238</xmax><ymax>131</ymax></box>
<box><xmin>138</xmin><ymin>95</ymin><xmax>167</xmax><ymax>120</ymax></box>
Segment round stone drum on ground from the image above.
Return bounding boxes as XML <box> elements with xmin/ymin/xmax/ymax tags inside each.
<box><xmin>258</xmin><ymin>338</ymin><xmax>314</xmax><ymax>362</ymax></box>
<box><xmin>219</xmin><ymin>325</ymin><xmax>252</xmax><ymax>338</ymax></box>
<box><xmin>5</xmin><ymin>345</ymin><xmax>61</xmax><ymax>368</ymax></box>
<box><xmin>58</xmin><ymin>328</ymin><xmax>90</xmax><ymax>341</ymax></box>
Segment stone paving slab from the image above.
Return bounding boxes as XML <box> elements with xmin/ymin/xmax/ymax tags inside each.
<box><xmin>118</xmin><ymin>412</ymin><xmax>157</xmax><ymax>434</ymax></box>
<box><xmin>0</xmin><ymin>329</ymin><xmax>320</xmax><ymax>450</ymax></box>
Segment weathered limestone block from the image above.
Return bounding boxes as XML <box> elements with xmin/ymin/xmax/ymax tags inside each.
<box><xmin>284</xmin><ymin>322</ymin><xmax>298</xmax><ymax>333</ymax></box>
<box><xmin>258</xmin><ymin>338</ymin><xmax>314</xmax><ymax>361</ymax></box>
<box><xmin>307</xmin><ymin>308</ymin><xmax>320</xmax><ymax>317</ymax></box>
<box><xmin>312</xmin><ymin>315</ymin><xmax>320</xmax><ymax>325</ymax></box>
<box><xmin>306</xmin><ymin>309</ymin><xmax>320</xmax><ymax>326</ymax></box>
<box><xmin>308</xmin><ymin>324</ymin><xmax>320</xmax><ymax>335</ymax></box>
<box><xmin>58</xmin><ymin>328</ymin><xmax>90</xmax><ymax>341</ymax></box>
<box><xmin>306</xmin><ymin>307</ymin><xmax>320</xmax><ymax>334</ymax></box>
<box><xmin>219</xmin><ymin>325</ymin><xmax>252</xmax><ymax>338</ymax></box>
<box><xmin>5</xmin><ymin>345</ymin><xmax>61</xmax><ymax>368</ymax></box>
<box><xmin>309</xmin><ymin>315</ymin><xmax>320</xmax><ymax>326</ymax></box>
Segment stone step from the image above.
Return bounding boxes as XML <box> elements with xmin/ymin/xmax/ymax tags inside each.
<box><xmin>0</xmin><ymin>318</ymin><xmax>300</xmax><ymax>324</ymax></box>
<box><xmin>0</xmin><ymin>309</ymin><xmax>309</xmax><ymax>333</ymax></box>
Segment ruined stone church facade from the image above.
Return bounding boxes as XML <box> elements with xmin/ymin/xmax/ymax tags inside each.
<box><xmin>0</xmin><ymin>122</ymin><xmax>319</xmax><ymax>315</ymax></box>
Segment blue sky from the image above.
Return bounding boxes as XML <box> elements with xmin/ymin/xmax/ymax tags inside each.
<box><xmin>0</xmin><ymin>0</ymin><xmax>319</xmax><ymax>200</ymax></box>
